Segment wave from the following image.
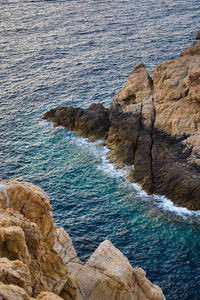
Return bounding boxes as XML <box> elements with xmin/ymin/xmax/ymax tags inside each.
<box><xmin>41</xmin><ymin>120</ymin><xmax>200</xmax><ymax>222</ymax></box>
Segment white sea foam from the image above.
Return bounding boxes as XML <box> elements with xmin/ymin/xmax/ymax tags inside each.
<box><xmin>72</xmin><ymin>135</ymin><xmax>200</xmax><ymax>219</ymax></box>
<box><xmin>58</xmin><ymin>130</ymin><xmax>200</xmax><ymax>221</ymax></box>
<box><xmin>153</xmin><ymin>194</ymin><xmax>200</xmax><ymax>219</ymax></box>
<box><xmin>0</xmin><ymin>182</ymin><xmax>10</xmax><ymax>208</ymax></box>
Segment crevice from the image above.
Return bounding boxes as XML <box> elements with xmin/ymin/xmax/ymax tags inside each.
<box><xmin>149</xmin><ymin>97</ymin><xmax>156</xmax><ymax>193</ymax></box>
<box><xmin>133</xmin><ymin>102</ymin><xmax>143</xmax><ymax>163</ymax></box>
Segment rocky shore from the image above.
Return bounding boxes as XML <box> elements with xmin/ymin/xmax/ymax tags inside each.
<box><xmin>0</xmin><ymin>179</ymin><xmax>165</xmax><ymax>299</ymax></box>
<box><xmin>43</xmin><ymin>30</ymin><xmax>200</xmax><ymax>210</ymax></box>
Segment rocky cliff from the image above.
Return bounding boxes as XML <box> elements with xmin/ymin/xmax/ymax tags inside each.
<box><xmin>0</xmin><ymin>179</ymin><xmax>165</xmax><ymax>300</ymax></box>
<box><xmin>43</xmin><ymin>30</ymin><xmax>200</xmax><ymax>210</ymax></box>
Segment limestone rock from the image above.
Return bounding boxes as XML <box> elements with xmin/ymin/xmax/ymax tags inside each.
<box><xmin>0</xmin><ymin>282</ymin><xmax>64</xmax><ymax>300</ymax></box>
<box><xmin>0</xmin><ymin>226</ymin><xmax>31</xmax><ymax>265</ymax></box>
<box><xmin>0</xmin><ymin>180</ymin><xmax>165</xmax><ymax>299</ymax></box>
<box><xmin>133</xmin><ymin>267</ymin><xmax>165</xmax><ymax>300</ymax></box>
<box><xmin>69</xmin><ymin>240</ymin><xmax>165</xmax><ymax>300</ymax></box>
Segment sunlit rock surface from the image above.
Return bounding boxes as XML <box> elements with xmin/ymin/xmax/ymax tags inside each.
<box><xmin>43</xmin><ymin>30</ymin><xmax>200</xmax><ymax>210</ymax></box>
<box><xmin>0</xmin><ymin>180</ymin><xmax>165</xmax><ymax>299</ymax></box>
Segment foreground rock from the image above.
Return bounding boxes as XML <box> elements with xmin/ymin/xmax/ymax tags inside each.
<box><xmin>43</xmin><ymin>30</ymin><xmax>200</xmax><ymax>210</ymax></box>
<box><xmin>68</xmin><ymin>240</ymin><xmax>165</xmax><ymax>300</ymax></box>
<box><xmin>0</xmin><ymin>179</ymin><xmax>165</xmax><ymax>299</ymax></box>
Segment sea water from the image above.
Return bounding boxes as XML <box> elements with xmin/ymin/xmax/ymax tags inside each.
<box><xmin>1</xmin><ymin>1</ymin><xmax>200</xmax><ymax>299</ymax></box>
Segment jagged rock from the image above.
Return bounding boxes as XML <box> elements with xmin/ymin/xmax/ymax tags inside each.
<box><xmin>43</xmin><ymin>29</ymin><xmax>200</xmax><ymax>209</ymax></box>
<box><xmin>0</xmin><ymin>282</ymin><xmax>31</xmax><ymax>300</ymax></box>
<box><xmin>0</xmin><ymin>181</ymin><xmax>165</xmax><ymax>299</ymax></box>
<box><xmin>69</xmin><ymin>240</ymin><xmax>165</xmax><ymax>300</ymax></box>
<box><xmin>111</xmin><ymin>63</ymin><xmax>153</xmax><ymax>112</ymax></box>
<box><xmin>53</xmin><ymin>227</ymin><xmax>82</xmax><ymax>265</ymax></box>
<box><xmin>107</xmin><ymin>109</ymin><xmax>141</xmax><ymax>165</ymax></box>
<box><xmin>0</xmin><ymin>257</ymin><xmax>32</xmax><ymax>295</ymax></box>
<box><xmin>43</xmin><ymin>103</ymin><xmax>109</xmax><ymax>142</ymax></box>
<box><xmin>0</xmin><ymin>208</ymin><xmax>75</xmax><ymax>299</ymax></box>
<box><xmin>180</xmin><ymin>41</ymin><xmax>200</xmax><ymax>56</ymax></box>
<box><xmin>0</xmin><ymin>179</ymin><xmax>54</xmax><ymax>246</ymax></box>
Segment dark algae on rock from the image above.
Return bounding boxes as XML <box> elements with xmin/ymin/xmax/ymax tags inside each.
<box><xmin>43</xmin><ymin>31</ymin><xmax>200</xmax><ymax>210</ymax></box>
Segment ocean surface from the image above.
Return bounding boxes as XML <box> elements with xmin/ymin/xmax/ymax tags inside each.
<box><xmin>1</xmin><ymin>1</ymin><xmax>200</xmax><ymax>299</ymax></box>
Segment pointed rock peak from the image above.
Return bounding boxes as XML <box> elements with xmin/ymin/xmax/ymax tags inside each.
<box><xmin>131</xmin><ymin>62</ymin><xmax>146</xmax><ymax>74</ymax></box>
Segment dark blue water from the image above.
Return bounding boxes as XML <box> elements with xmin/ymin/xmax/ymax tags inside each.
<box><xmin>1</xmin><ymin>1</ymin><xmax>200</xmax><ymax>299</ymax></box>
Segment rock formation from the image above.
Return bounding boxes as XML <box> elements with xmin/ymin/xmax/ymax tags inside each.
<box><xmin>43</xmin><ymin>30</ymin><xmax>200</xmax><ymax>210</ymax></box>
<box><xmin>0</xmin><ymin>179</ymin><xmax>165</xmax><ymax>299</ymax></box>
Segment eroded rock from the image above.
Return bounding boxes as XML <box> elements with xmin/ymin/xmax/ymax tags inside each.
<box><xmin>69</xmin><ymin>240</ymin><xmax>165</xmax><ymax>300</ymax></box>
<box><xmin>0</xmin><ymin>179</ymin><xmax>54</xmax><ymax>245</ymax></box>
<box><xmin>0</xmin><ymin>207</ymin><xmax>74</xmax><ymax>299</ymax></box>
<box><xmin>0</xmin><ymin>180</ymin><xmax>165</xmax><ymax>299</ymax></box>
<box><xmin>43</xmin><ymin>29</ymin><xmax>200</xmax><ymax>209</ymax></box>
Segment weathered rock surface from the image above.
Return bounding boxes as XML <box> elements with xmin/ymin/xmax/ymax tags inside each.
<box><xmin>43</xmin><ymin>103</ymin><xmax>109</xmax><ymax>142</ymax></box>
<box><xmin>0</xmin><ymin>180</ymin><xmax>165</xmax><ymax>299</ymax></box>
<box><xmin>53</xmin><ymin>227</ymin><xmax>82</xmax><ymax>265</ymax></box>
<box><xmin>0</xmin><ymin>282</ymin><xmax>64</xmax><ymax>300</ymax></box>
<box><xmin>0</xmin><ymin>180</ymin><xmax>78</xmax><ymax>299</ymax></box>
<box><xmin>0</xmin><ymin>208</ymin><xmax>76</xmax><ymax>299</ymax></box>
<box><xmin>0</xmin><ymin>179</ymin><xmax>54</xmax><ymax>246</ymax></box>
<box><xmin>43</xmin><ymin>30</ymin><xmax>200</xmax><ymax>210</ymax></box>
<box><xmin>68</xmin><ymin>240</ymin><xmax>165</xmax><ymax>300</ymax></box>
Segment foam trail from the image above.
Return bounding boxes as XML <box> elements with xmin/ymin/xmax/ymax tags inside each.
<box><xmin>0</xmin><ymin>182</ymin><xmax>10</xmax><ymax>208</ymax></box>
<box><xmin>64</xmin><ymin>132</ymin><xmax>200</xmax><ymax>221</ymax></box>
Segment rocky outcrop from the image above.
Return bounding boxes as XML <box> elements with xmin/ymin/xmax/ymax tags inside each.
<box><xmin>44</xmin><ymin>103</ymin><xmax>109</xmax><ymax>142</ymax></box>
<box><xmin>43</xmin><ymin>30</ymin><xmax>200</xmax><ymax>210</ymax></box>
<box><xmin>68</xmin><ymin>240</ymin><xmax>165</xmax><ymax>300</ymax></box>
<box><xmin>0</xmin><ymin>179</ymin><xmax>54</xmax><ymax>247</ymax></box>
<box><xmin>0</xmin><ymin>179</ymin><xmax>78</xmax><ymax>299</ymax></box>
<box><xmin>0</xmin><ymin>179</ymin><xmax>165</xmax><ymax>299</ymax></box>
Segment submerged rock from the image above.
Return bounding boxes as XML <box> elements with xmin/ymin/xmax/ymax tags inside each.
<box><xmin>43</xmin><ymin>29</ymin><xmax>200</xmax><ymax>210</ymax></box>
<box><xmin>0</xmin><ymin>179</ymin><xmax>165</xmax><ymax>299</ymax></box>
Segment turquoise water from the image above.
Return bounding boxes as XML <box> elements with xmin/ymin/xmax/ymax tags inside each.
<box><xmin>1</xmin><ymin>1</ymin><xmax>200</xmax><ymax>299</ymax></box>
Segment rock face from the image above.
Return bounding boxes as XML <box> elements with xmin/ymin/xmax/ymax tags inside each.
<box><xmin>68</xmin><ymin>240</ymin><xmax>165</xmax><ymax>300</ymax></box>
<box><xmin>44</xmin><ymin>103</ymin><xmax>109</xmax><ymax>142</ymax></box>
<box><xmin>0</xmin><ymin>179</ymin><xmax>165</xmax><ymax>299</ymax></box>
<box><xmin>0</xmin><ymin>180</ymin><xmax>78</xmax><ymax>300</ymax></box>
<box><xmin>43</xmin><ymin>30</ymin><xmax>200</xmax><ymax>210</ymax></box>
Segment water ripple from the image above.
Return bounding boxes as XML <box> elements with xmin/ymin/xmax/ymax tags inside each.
<box><xmin>1</xmin><ymin>1</ymin><xmax>200</xmax><ymax>299</ymax></box>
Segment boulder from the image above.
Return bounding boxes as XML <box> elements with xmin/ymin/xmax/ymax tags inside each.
<box><xmin>69</xmin><ymin>240</ymin><xmax>165</xmax><ymax>300</ymax></box>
